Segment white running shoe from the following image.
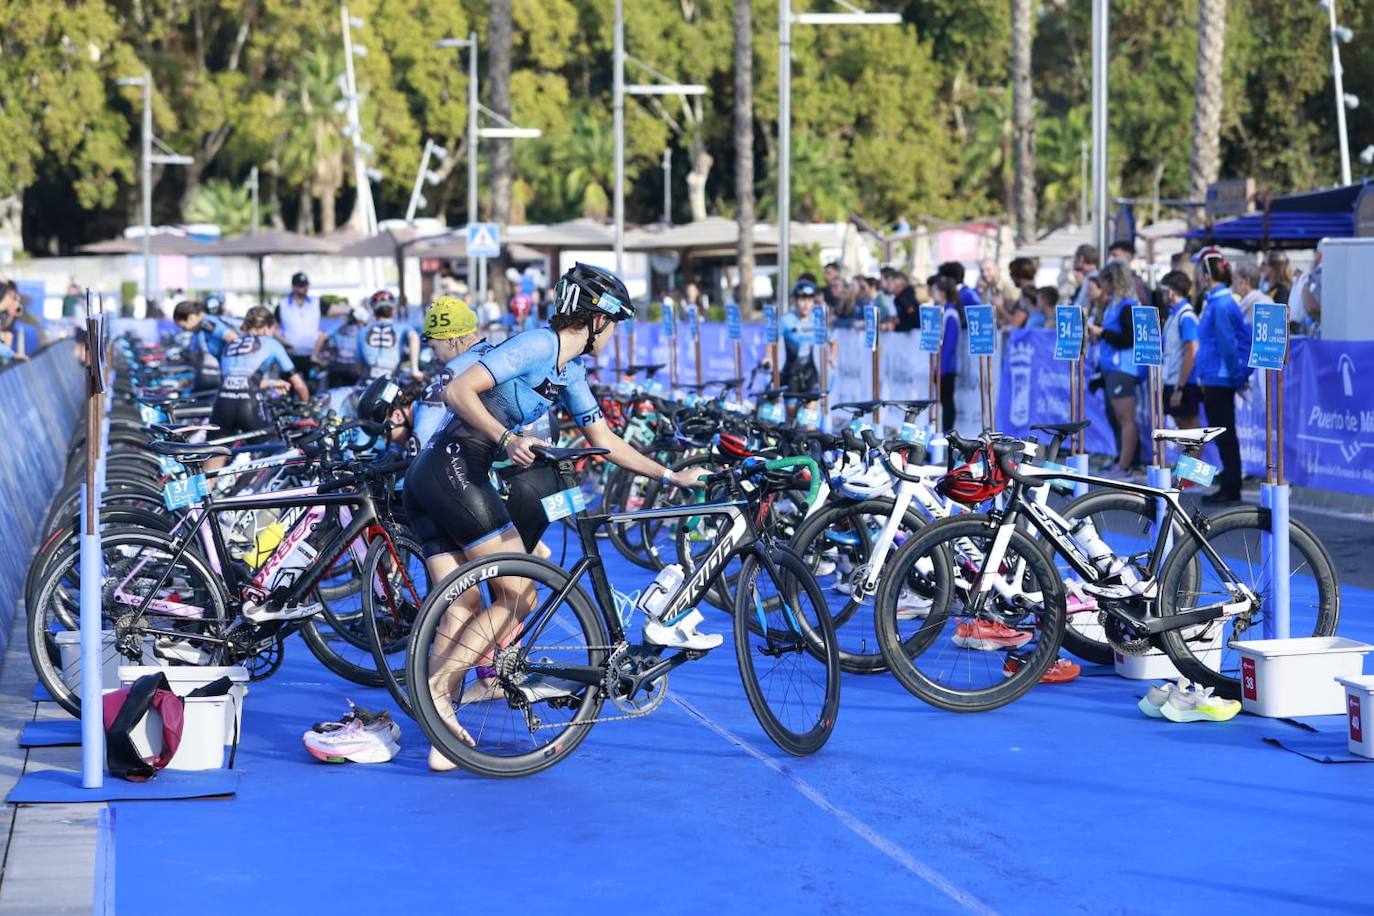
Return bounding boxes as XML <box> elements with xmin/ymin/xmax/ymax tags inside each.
<box><xmin>302</xmin><ymin>718</ymin><xmax>400</xmax><ymax>764</ymax></box>
<box><xmin>153</xmin><ymin>637</ymin><xmax>210</xmax><ymax>665</ymax></box>
<box><xmin>244</xmin><ymin>599</ymin><xmax>322</xmax><ymax>623</ymax></box>
<box><xmin>895</xmin><ymin>588</ymin><xmax>933</xmax><ymax>620</ymax></box>
<box><xmin>643</xmin><ymin>609</ymin><xmax>723</xmax><ymax>651</ymax></box>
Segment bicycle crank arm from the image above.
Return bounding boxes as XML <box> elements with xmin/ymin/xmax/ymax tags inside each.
<box><xmin>1100</xmin><ymin>604</ymin><xmax>1227</xmax><ymax>636</ymax></box>
<box><xmin>523</xmin><ymin>662</ymin><xmax>604</xmax><ymax>687</ymax></box>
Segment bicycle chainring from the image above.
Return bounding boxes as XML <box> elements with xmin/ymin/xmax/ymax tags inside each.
<box><xmin>606</xmin><ymin>645</ymin><xmax>668</xmax><ymax>715</ymax></box>
<box><xmin>1100</xmin><ymin>611</ymin><xmax>1151</xmax><ymax>656</ymax></box>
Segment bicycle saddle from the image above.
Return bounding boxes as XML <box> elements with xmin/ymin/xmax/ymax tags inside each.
<box><xmin>834</xmin><ymin>400</ymin><xmax>880</xmax><ymax>413</ymax></box>
<box><xmin>1030</xmin><ymin>420</ymin><xmax>1091</xmax><ymax>437</ymax></box>
<box><xmin>148</xmin><ymin>440</ymin><xmax>232</xmax><ymax>460</ymax></box>
<box><xmin>532</xmin><ymin>445</ymin><xmax>611</xmax><ymax>463</ymax></box>
<box><xmin>1153</xmin><ymin>426</ymin><xmax>1226</xmax><ymax>445</ymax></box>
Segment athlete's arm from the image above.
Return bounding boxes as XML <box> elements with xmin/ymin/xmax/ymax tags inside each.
<box><xmin>443</xmin><ymin>362</ymin><xmax>517</xmax><ymax>452</ymax></box>
<box><xmin>581</xmin><ymin>419</ymin><xmax>704</xmax><ymax>488</ymax></box>
<box><xmin>286</xmin><ymin>372</ymin><xmax>309</xmax><ymax>401</ymax></box>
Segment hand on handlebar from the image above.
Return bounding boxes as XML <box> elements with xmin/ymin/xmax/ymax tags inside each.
<box><xmin>669</xmin><ymin>467</ymin><xmax>711</xmax><ymax>489</ymax></box>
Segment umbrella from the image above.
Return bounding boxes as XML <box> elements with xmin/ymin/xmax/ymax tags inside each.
<box><xmin>79</xmin><ymin>235</ymin><xmax>211</xmax><ymax>256</ymax></box>
<box><xmin>204</xmin><ymin>230</ymin><xmax>339</xmax><ymax>304</ymax></box>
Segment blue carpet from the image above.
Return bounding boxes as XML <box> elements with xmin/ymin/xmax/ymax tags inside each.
<box><xmin>1263</xmin><ymin>733</ymin><xmax>1374</xmax><ymax>764</ymax></box>
<box><xmin>18</xmin><ymin>719</ymin><xmax>81</xmax><ymax>747</ymax></box>
<box><xmin>8</xmin><ymin>768</ymin><xmax>238</xmax><ymax>804</ymax></box>
<box><xmin>31</xmin><ymin>683</ymin><xmax>53</xmax><ymax>702</ymax></box>
<box><xmin>108</xmin><ymin>527</ymin><xmax>1374</xmax><ymax>915</ymax></box>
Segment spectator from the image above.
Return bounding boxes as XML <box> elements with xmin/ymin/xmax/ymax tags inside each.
<box><xmin>1290</xmin><ymin>247</ymin><xmax>1322</xmax><ymax>337</ymax></box>
<box><xmin>1108</xmin><ymin>239</ymin><xmax>1151</xmax><ymax>305</ymax></box>
<box><xmin>1027</xmin><ymin>286</ymin><xmax>1058</xmax><ymax>330</ymax></box>
<box><xmin>1260</xmin><ymin>250</ymin><xmax>1293</xmax><ymax>305</ymax></box>
<box><xmin>0</xmin><ymin>280</ymin><xmax>27</xmax><ymax>363</ymax></box>
<box><xmin>478</xmin><ymin>289</ymin><xmax>504</xmax><ymax>340</ymax></box>
<box><xmin>977</xmin><ymin>258</ymin><xmax>1020</xmax><ymax>328</ymax></box>
<box><xmin>1170</xmin><ymin>251</ymin><xmax>1191</xmax><ymax>273</ymax></box>
<box><xmin>1159</xmin><ymin>270</ymin><xmax>1201</xmax><ymax>430</ymax></box>
<box><xmin>1085</xmin><ymin>262</ymin><xmax>1144</xmax><ymax>478</ymax></box>
<box><xmin>822</xmin><ymin>262</ymin><xmax>848</xmax><ymax>318</ymax></box>
<box><xmin>274</xmin><ymin>271</ymin><xmax>325</xmax><ymax>381</ymax></box>
<box><xmin>1232</xmin><ymin>262</ymin><xmax>1272</xmax><ymax>323</ymax></box>
<box><xmin>1070</xmin><ymin>244</ymin><xmax>1101</xmax><ymax>311</ymax></box>
<box><xmin>1194</xmin><ymin>248</ymin><xmax>1252</xmax><ymax>505</ymax></box>
<box><xmin>890</xmin><ymin>271</ymin><xmax>919</xmax><ymax>332</ymax></box>
<box><xmin>939</xmin><ymin>261</ymin><xmax>981</xmax><ymax>313</ymax></box>
<box><xmin>929</xmin><ymin>275</ymin><xmax>962</xmax><ymax>432</ymax></box>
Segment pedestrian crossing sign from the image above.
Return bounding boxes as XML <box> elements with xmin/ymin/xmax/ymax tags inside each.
<box><xmin>467</xmin><ymin>222</ymin><xmax>501</xmax><ymax>258</ymax></box>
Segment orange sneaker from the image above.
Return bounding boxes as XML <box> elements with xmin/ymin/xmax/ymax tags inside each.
<box><xmin>952</xmin><ymin>619</ymin><xmax>1033</xmax><ymax>650</ymax></box>
<box><xmin>1003</xmin><ymin>654</ymin><xmax>1081</xmax><ymax>683</ymax></box>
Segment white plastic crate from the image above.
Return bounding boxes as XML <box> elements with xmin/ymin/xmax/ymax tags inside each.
<box><xmin>119</xmin><ymin>694</ymin><xmax>230</xmax><ymax>771</ymax></box>
<box><xmin>55</xmin><ymin>631</ymin><xmax>155</xmax><ymax>693</ymax></box>
<box><xmin>1113</xmin><ymin>628</ymin><xmax>1224</xmax><ymax>681</ymax></box>
<box><xmin>1335</xmin><ymin>675</ymin><xmax>1374</xmax><ymax>759</ymax></box>
<box><xmin>119</xmin><ymin>666</ymin><xmax>249</xmax><ymax>744</ymax></box>
<box><xmin>1233</xmin><ymin>637</ymin><xmax>1374</xmax><ymax>718</ymax></box>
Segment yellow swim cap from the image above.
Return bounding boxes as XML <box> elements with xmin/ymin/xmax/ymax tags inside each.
<box><xmin>424</xmin><ymin>295</ymin><xmax>477</xmax><ymax>339</ymax></box>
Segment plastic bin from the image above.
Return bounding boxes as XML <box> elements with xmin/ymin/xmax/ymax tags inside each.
<box><xmin>1335</xmin><ymin>675</ymin><xmax>1374</xmax><ymax>759</ymax></box>
<box><xmin>118</xmin><ymin>666</ymin><xmax>249</xmax><ymax>745</ymax></box>
<box><xmin>115</xmin><ymin>692</ymin><xmax>230</xmax><ymax>771</ymax></box>
<box><xmin>1232</xmin><ymin>637</ymin><xmax>1374</xmax><ymax>718</ymax></box>
<box><xmin>55</xmin><ymin>631</ymin><xmax>156</xmax><ymax>693</ymax></box>
<box><xmin>1113</xmin><ymin>628</ymin><xmax>1224</xmax><ymax>681</ymax></box>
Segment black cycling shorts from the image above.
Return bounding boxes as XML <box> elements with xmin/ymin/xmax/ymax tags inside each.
<box><xmin>209</xmin><ymin>392</ymin><xmax>267</xmax><ymax>439</ymax></box>
<box><xmin>1103</xmin><ymin>370</ymin><xmax>1141</xmax><ymax>402</ymax></box>
<box><xmin>402</xmin><ymin>432</ymin><xmax>563</xmax><ymax>558</ymax></box>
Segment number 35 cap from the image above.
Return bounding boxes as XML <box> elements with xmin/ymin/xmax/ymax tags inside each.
<box><xmin>423</xmin><ymin>295</ymin><xmax>478</xmax><ymax>339</ymax></box>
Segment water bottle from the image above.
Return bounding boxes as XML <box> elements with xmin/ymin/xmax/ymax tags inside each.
<box><xmin>637</xmin><ymin>564</ymin><xmax>686</xmax><ymax>620</ymax></box>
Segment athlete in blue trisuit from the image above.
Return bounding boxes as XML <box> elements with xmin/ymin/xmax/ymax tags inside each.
<box><xmin>777</xmin><ymin>279</ymin><xmax>831</xmax><ymax>420</ymax></box>
<box><xmin>406</xmin><ymin>263</ymin><xmax>708</xmax><ymax>770</ymax></box>
<box><xmin>205</xmin><ymin>305</ymin><xmax>309</xmax><ymax>472</ymax></box>
<box><xmin>173</xmin><ymin>299</ymin><xmax>239</xmax><ymax>390</ymax></box>
<box><xmin>314</xmin><ymin>302</ymin><xmax>369</xmax><ymax>390</ymax></box>
<box><xmin>357</xmin><ymin>289</ymin><xmax>422</xmax><ymax>382</ymax></box>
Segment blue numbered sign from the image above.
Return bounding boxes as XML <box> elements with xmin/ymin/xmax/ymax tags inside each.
<box><xmin>812</xmin><ymin>303</ymin><xmax>828</xmax><ymax>346</ymax></box>
<box><xmin>1249</xmin><ymin>302</ymin><xmax>1289</xmax><ymax>371</ymax></box>
<box><xmin>686</xmin><ymin>304</ymin><xmax>700</xmax><ymax>342</ymax></box>
<box><xmin>763</xmin><ymin>304</ymin><xmax>779</xmax><ymax>344</ymax></box>
<box><xmin>725</xmin><ymin>303</ymin><xmax>743</xmax><ymax>341</ymax></box>
<box><xmin>864</xmin><ymin>304</ymin><xmax>879</xmax><ymax>351</ymax></box>
<box><xmin>918</xmin><ymin>306</ymin><xmax>941</xmax><ymax>353</ymax></box>
<box><xmin>1131</xmin><ymin>305</ymin><xmax>1163</xmax><ymax>367</ymax></box>
<box><xmin>1054</xmin><ymin>305</ymin><xmax>1085</xmax><ymax>361</ymax></box>
<box><xmin>661</xmin><ymin>300</ymin><xmax>676</xmax><ymax>339</ymax></box>
<box><xmin>966</xmin><ymin>305</ymin><xmax>995</xmax><ymax>357</ymax></box>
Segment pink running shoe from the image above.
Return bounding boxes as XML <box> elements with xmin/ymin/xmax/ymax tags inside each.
<box><xmin>302</xmin><ymin>718</ymin><xmax>400</xmax><ymax>764</ymax></box>
<box><xmin>952</xmin><ymin>619</ymin><xmax>1033</xmax><ymax>651</ymax></box>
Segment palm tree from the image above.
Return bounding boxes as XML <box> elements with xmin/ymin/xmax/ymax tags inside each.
<box><xmin>759</xmin><ymin>130</ymin><xmax>856</xmax><ymax>222</ymax></box>
<box><xmin>733</xmin><ymin>0</ymin><xmax>755</xmax><ymax>313</ymax></box>
<box><xmin>550</xmin><ymin>110</ymin><xmax>616</xmax><ymax>218</ymax></box>
<box><xmin>487</xmin><ymin>0</ymin><xmax>514</xmax><ymax>304</ymax></box>
<box><xmin>960</xmin><ymin>90</ymin><xmax>1013</xmax><ymax>217</ymax></box>
<box><xmin>1188</xmin><ymin>0</ymin><xmax>1226</xmax><ymax>227</ymax></box>
<box><xmin>1011</xmin><ymin>0</ymin><xmax>1038</xmax><ymax>244</ymax></box>
<box><xmin>279</xmin><ymin>47</ymin><xmax>349</xmax><ymax>233</ymax></box>
<box><xmin>186</xmin><ymin>178</ymin><xmax>253</xmax><ymax>235</ymax></box>
<box><xmin>1036</xmin><ymin>105</ymin><xmax>1090</xmax><ymax>225</ymax></box>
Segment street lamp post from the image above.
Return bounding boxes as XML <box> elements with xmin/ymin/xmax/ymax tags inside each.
<box><xmin>1324</xmin><ymin>0</ymin><xmax>1355</xmax><ymax>186</ymax></box>
<box><xmin>777</xmin><ymin>2</ymin><xmax>899</xmax><ymax>388</ymax></box>
<box><xmin>1091</xmin><ymin>0</ymin><xmax>1109</xmax><ymax>259</ymax></box>
<box><xmin>613</xmin><ymin>0</ymin><xmax>707</xmax><ymax>369</ymax></box>
<box><xmin>663</xmin><ymin>148</ymin><xmax>672</xmax><ymax>225</ymax></box>
<box><xmin>405</xmin><ymin>138</ymin><xmax>447</xmax><ymax>224</ymax></box>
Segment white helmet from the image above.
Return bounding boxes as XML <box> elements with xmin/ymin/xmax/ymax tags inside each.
<box><xmin>832</xmin><ymin>454</ymin><xmax>894</xmax><ymax>500</ymax></box>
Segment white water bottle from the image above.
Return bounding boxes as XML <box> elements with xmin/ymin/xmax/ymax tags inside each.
<box><xmin>637</xmin><ymin>564</ymin><xmax>686</xmax><ymax>620</ymax></box>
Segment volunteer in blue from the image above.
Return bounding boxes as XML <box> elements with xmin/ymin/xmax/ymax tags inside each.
<box><xmin>780</xmin><ymin>279</ymin><xmax>826</xmax><ymax>416</ymax></box>
<box><xmin>358</xmin><ymin>290</ymin><xmax>421</xmax><ymax>382</ymax></box>
<box><xmin>1159</xmin><ymin>270</ymin><xmax>1201</xmax><ymax>430</ymax></box>
<box><xmin>274</xmin><ymin>272</ymin><xmax>325</xmax><ymax>383</ymax></box>
<box><xmin>408</xmin><ymin>264</ymin><xmax>709</xmax><ymax>769</ymax></box>
<box><xmin>1193</xmin><ymin>248</ymin><xmax>1252</xmax><ymax>505</ymax></box>
<box><xmin>1085</xmin><ymin>262</ymin><xmax>1144</xmax><ymax>479</ymax></box>
<box><xmin>207</xmin><ymin>305</ymin><xmax>309</xmax><ymax>471</ymax></box>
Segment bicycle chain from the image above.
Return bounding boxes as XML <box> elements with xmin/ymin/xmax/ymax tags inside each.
<box><xmin>516</xmin><ymin>641</ymin><xmax>666</xmax><ymax>730</ymax></box>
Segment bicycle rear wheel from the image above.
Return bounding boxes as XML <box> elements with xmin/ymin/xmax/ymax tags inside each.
<box><xmin>733</xmin><ymin>546</ymin><xmax>841</xmax><ymax>755</ymax></box>
<box><xmin>406</xmin><ymin>556</ymin><xmax>608</xmax><ymax>778</ymax></box>
<box><xmin>1157</xmin><ymin>507</ymin><xmax>1339</xmax><ymax>698</ymax></box>
<box><xmin>875</xmin><ymin>516</ymin><xmax>1066</xmax><ymax>712</ymax></box>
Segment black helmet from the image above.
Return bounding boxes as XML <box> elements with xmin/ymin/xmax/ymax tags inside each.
<box><xmin>554</xmin><ymin>263</ymin><xmax>634</xmax><ymax>322</ymax></box>
<box><xmin>356</xmin><ymin>376</ymin><xmax>420</xmax><ymax>434</ymax></box>
<box><xmin>792</xmin><ymin>279</ymin><xmax>819</xmax><ymax>298</ymax></box>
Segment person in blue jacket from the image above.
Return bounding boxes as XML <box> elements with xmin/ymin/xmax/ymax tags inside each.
<box><xmin>928</xmin><ymin>274</ymin><xmax>962</xmax><ymax>433</ymax></box>
<box><xmin>1194</xmin><ymin>248</ymin><xmax>1253</xmax><ymax>504</ymax></box>
<box><xmin>1085</xmin><ymin>262</ymin><xmax>1144</xmax><ymax>478</ymax></box>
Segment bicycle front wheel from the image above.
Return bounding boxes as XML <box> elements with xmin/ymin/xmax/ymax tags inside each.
<box><xmin>406</xmin><ymin>555</ymin><xmax>609</xmax><ymax>778</ymax></box>
<box><xmin>1157</xmin><ymin>507</ymin><xmax>1339</xmax><ymax>698</ymax></box>
<box><xmin>733</xmin><ymin>546</ymin><xmax>841</xmax><ymax>755</ymax></box>
<box><xmin>360</xmin><ymin>533</ymin><xmax>430</xmax><ymax>715</ymax></box>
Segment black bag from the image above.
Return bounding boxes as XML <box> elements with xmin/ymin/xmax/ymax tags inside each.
<box><xmin>102</xmin><ymin>672</ymin><xmax>184</xmax><ymax>782</ymax></box>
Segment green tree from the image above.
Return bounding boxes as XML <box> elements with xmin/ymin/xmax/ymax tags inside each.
<box><xmin>186</xmin><ymin>178</ymin><xmax>254</xmax><ymax>235</ymax></box>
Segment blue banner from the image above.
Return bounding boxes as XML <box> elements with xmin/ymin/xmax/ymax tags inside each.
<box><xmin>1054</xmin><ymin>305</ymin><xmax>1084</xmax><ymax>361</ymax></box>
<box><xmin>918</xmin><ymin>305</ymin><xmax>941</xmax><ymax>353</ymax></box>
<box><xmin>1250</xmin><ymin>303</ymin><xmax>1289</xmax><ymax>371</ymax></box>
<box><xmin>1131</xmin><ymin>305</ymin><xmax>1162</xmax><ymax>367</ymax></box>
<box><xmin>1286</xmin><ymin>339</ymin><xmax>1374</xmax><ymax>495</ymax></box>
<box><xmin>812</xmin><ymin>303</ymin><xmax>828</xmax><ymax>346</ymax></box>
<box><xmin>966</xmin><ymin>305</ymin><xmax>995</xmax><ymax>357</ymax></box>
<box><xmin>864</xmin><ymin>304</ymin><xmax>879</xmax><ymax>351</ymax></box>
<box><xmin>998</xmin><ymin>329</ymin><xmax>1117</xmax><ymax>456</ymax></box>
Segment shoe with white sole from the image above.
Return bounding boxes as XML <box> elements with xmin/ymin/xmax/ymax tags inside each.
<box><xmin>1138</xmin><ymin>680</ymin><xmax>1180</xmax><ymax>718</ymax></box>
<box><xmin>313</xmin><ymin>701</ymin><xmax>401</xmax><ymax>742</ymax></box>
<box><xmin>244</xmin><ymin>599</ymin><xmax>322</xmax><ymax>623</ymax></box>
<box><xmin>302</xmin><ymin>718</ymin><xmax>400</xmax><ymax>764</ymax></box>
<box><xmin>895</xmin><ymin>587</ymin><xmax>933</xmax><ymax>620</ymax></box>
<box><xmin>643</xmin><ymin>609</ymin><xmax>723</xmax><ymax>651</ymax></box>
<box><xmin>1160</xmin><ymin>681</ymin><xmax>1241</xmax><ymax>723</ymax></box>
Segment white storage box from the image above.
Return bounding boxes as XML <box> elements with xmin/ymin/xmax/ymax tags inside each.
<box><xmin>118</xmin><ymin>666</ymin><xmax>249</xmax><ymax>745</ymax></box>
<box><xmin>1335</xmin><ymin>675</ymin><xmax>1374</xmax><ymax>759</ymax></box>
<box><xmin>113</xmin><ymin>692</ymin><xmax>230</xmax><ymax>771</ymax></box>
<box><xmin>55</xmin><ymin>631</ymin><xmax>156</xmax><ymax>693</ymax></box>
<box><xmin>1232</xmin><ymin>637</ymin><xmax>1374</xmax><ymax>718</ymax></box>
<box><xmin>1113</xmin><ymin>628</ymin><xmax>1224</xmax><ymax>681</ymax></box>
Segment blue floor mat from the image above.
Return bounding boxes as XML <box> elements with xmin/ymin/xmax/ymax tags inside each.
<box><xmin>108</xmin><ymin>527</ymin><xmax>1374</xmax><ymax>914</ymax></box>
<box><xmin>1262</xmin><ymin>733</ymin><xmax>1374</xmax><ymax>764</ymax></box>
<box><xmin>31</xmin><ymin>683</ymin><xmax>54</xmax><ymax>702</ymax></box>
<box><xmin>8</xmin><ymin>769</ymin><xmax>238</xmax><ymax>804</ymax></box>
<box><xmin>18</xmin><ymin>719</ymin><xmax>81</xmax><ymax>747</ymax></box>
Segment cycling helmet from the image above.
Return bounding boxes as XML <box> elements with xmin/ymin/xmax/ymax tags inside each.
<box><xmin>369</xmin><ymin>289</ymin><xmax>397</xmax><ymax>312</ymax></box>
<box><xmin>792</xmin><ymin>280</ymin><xmax>819</xmax><ymax>298</ymax></box>
<box><xmin>203</xmin><ymin>294</ymin><xmax>225</xmax><ymax>315</ymax></box>
<box><xmin>935</xmin><ymin>446</ymin><xmax>1008</xmax><ymax>507</ymax></box>
<box><xmin>554</xmin><ymin>263</ymin><xmax>634</xmax><ymax>322</ymax></box>
<box><xmin>349</xmin><ymin>303</ymin><xmax>369</xmax><ymax>323</ymax></box>
<box><xmin>356</xmin><ymin>376</ymin><xmax>421</xmax><ymax>434</ymax></box>
<box><xmin>833</xmin><ymin>456</ymin><xmax>892</xmax><ymax>500</ymax></box>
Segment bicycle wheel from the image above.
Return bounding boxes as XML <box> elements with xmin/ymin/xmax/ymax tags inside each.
<box><xmin>733</xmin><ymin>545</ymin><xmax>841</xmax><ymax>755</ymax></box>
<box><xmin>406</xmin><ymin>555</ymin><xmax>609</xmax><ymax>778</ymax></box>
<box><xmin>789</xmin><ymin>497</ymin><xmax>928</xmax><ymax>674</ymax></box>
<box><xmin>29</xmin><ymin>529</ymin><xmax>228</xmax><ymax>717</ymax></box>
<box><xmin>875</xmin><ymin>515</ymin><xmax>1066</xmax><ymax>712</ymax></box>
<box><xmin>1156</xmin><ymin>507</ymin><xmax>1339</xmax><ymax>698</ymax></box>
<box><xmin>360</xmin><ymin>533</ymin><xmax>430</xmax><ymax>714</ymax></box>
<box><xmin>605</xmin><ymin>468</ymin><xmax>658</xmax><ymax>570</ymax></box>
<box><xmin>1055</xmin><ymin>490</ymin><xmax>1196</xmax><ymax>665</ymax></box>
<box><xmin>639</xmin><ymin>452</ymin><xmax>711</xmax><ymax>571</ymax></box>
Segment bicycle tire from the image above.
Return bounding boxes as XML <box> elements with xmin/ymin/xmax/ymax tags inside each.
<box><xmin>875</xmin><ymin>515</ymin><xmax>1067</xmax><ymax>712</ymax></box>
<box><xmin>406</xmin><ymin>555</ymin><xmax>608</xmax><ymax>778</ymax></box>
<box><xmin>361</xmin><ymin>533</ymin><xmax>430</xmax><ymax>715</ymax></box>
<box><xmin>733</xmin><ymin>545</ymin><xmax>841</xmax><ymax>755</ymax></box>
<box><xmin>1156</xmin><ymin>506</ymin><xmax>1339</xmax><ymax>698</ymax></box>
